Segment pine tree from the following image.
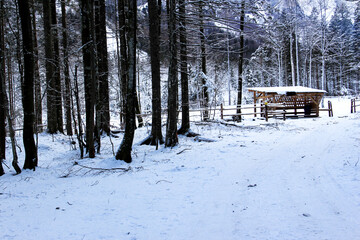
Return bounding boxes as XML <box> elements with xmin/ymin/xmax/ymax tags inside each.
<box><xmin>141</xmin><ymin>0</ymin><xmax>164</xmax><ymax>146</ymax></box>
<box><xmin>329</xmin><ymin>2</ymin><xmax>353</xmax><ymax>93</ymax></box>
<box><xmin>18</xmin><ymin>0</ymin><xmax>37</xmax><ymax>170</ymax></box>
<box><xmin>178</xmin><ymin>0</ymin><xmax>191</xmax><ymax>134</ymax></box>
<box><xmin>236</xmin><ymin>0</ymin><xmax>245</xmax><ymax>117</ymax></box>
<box><xmin>51</xmin><ymin>0</ymin><xmax>63</xmax><ymax>133</ymax></box>
<box><xmin>165</xmin><ymin>0</ymin><xmax>178</xmax><ymax>147</ymax></box>
<box><xmin>81</xmin><ymin>0</ymin><xmax>97</xmax><ymax>158</ymax></box>
<box><xmin>61</xmin><ymin>0</ymin><xmax>72</xmax><ymax>136</ymax></box>
<box><xmin>31</xmin><ymin>0</ymin><xmax>42</xmax><ymax>133</ymax></box>
<box><xmin>0</xmin><ymin>0</ymin><xmax>5</xmax><ymax>176</ymax></box>
<box><xmin>116</xmin><ymin>0</ymin><xmax>137</xmax><ymax>163</ymax></box>
<box><xmin>95</xmin><ymin>0</ymin><xmax>110</xmax><ymax>135</ymax></box>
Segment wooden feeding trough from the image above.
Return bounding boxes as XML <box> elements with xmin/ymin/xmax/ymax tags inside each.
<box><xmin>247</xmin><ymin>86</ymin><xmax>327</xmax><ymax>119</ymax></box>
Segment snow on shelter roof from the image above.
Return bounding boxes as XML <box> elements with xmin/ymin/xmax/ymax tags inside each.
<box><xmin>247</xmin><ymin>86</ymin><xmax>326</xmax><ymax>95</ymax></box>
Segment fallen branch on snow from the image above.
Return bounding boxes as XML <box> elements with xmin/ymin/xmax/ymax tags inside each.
<box><xmin>60</xmin><ymin>161</ymin><xmax>135</xmax><ymax>178</ymax></box>
<box><xmin>176</xmin><ymin>148</ymin><xmax>191</xmax><ymax>155</ymax></box>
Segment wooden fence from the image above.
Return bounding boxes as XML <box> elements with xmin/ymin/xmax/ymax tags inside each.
<box><xmin>351</xmin><ymin>98</ymin><xmax>360</xmax><ymax>113</ymax></box>
<box><xmin>220</xmin><ymin>100</ymin><xmax>333</xmax><ymax>122</ymax></box>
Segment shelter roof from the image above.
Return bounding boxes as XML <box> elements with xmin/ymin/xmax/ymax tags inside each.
<box><xmin>247</xmin><ymin>86</ymin><xmax>326</xmax><ymax>95</ymax></box>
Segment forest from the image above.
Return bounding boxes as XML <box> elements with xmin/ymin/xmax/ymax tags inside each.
<box><xmin>0</xmin><ymin>0</ymin><xmax>359</xmax><ymax>175</ymax></box>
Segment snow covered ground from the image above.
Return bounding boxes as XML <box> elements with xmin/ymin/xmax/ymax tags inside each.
<box><xmin>1</xmin><ymin>97</ymin><xmax>360</xmax><ymax>240</ymax></box>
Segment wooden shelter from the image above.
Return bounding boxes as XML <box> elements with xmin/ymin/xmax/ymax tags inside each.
<box><xmin>247</xmin><ymin>86</ymin><xmax>326</xmax><ymax>118</ymax></box>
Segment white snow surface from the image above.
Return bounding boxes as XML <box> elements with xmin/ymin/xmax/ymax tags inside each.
<box><xmin>1</xmin><ymin>97</ymin><xmax>360</xmax><ymax>240</ymax></box>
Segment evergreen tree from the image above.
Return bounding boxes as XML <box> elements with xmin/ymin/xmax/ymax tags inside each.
<box><xmin>178</xmin><ymin>0</ymin><xmax>191</xmax><ymax>134</ymax></box>
<box><xmin>43</xmin><ymin>0</ymin><xmax>63</xmax><ymax>134</ymax></box>
<box><xmin>165</xmin><ymin>0</ymin><xmax>178</xmax><ymax>147</ymax></box>
<box><xmin>329</xmin><ymin>2</ymin><xmax>353</xmax><ymax>93</ymax></box>
<box><xmin>352</xmin><ymin>2</ymin><xmax>360</xmax><ymax>93</ymax></box>
<box><xmin>0</xmin><ymin>0</ymin><xmax>5</xmax><ymax>176</ymax></box>
<box><xmin>95</xmin><ymin>0</ymin><xmax>110</xmax><ymax>135</ymax></box>
<box><xmin>141</xmin><ymin>0</ymin><xmax>164</xmax><ymax>146</ymax></box>
<box><xmin>81</xmin><ymin>0</ymin><xmax>97</xmax><ymax>158</ymax></box>
<box><xmin>18</xmin><ymin>0</ymin><xmax>37</xmax><ymax>170</ymax></box>
<box><xmin>61</xmin><ymin>0</ymin><xmax>72</xmax><ymax>136</ymax></box>
<box><xmin>116</xmin><ymin>0</ymin><xmax>137</xmax><ymax>163</ymax></box>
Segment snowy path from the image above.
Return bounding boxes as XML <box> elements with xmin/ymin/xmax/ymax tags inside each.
<box><xmin>1</xmin><ymin>105</ymin><xmax>360</xmax><ymax>239</ymax></box>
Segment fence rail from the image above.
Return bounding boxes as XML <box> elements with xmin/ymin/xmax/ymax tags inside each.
<box><xmin>220</xmin><ymin>101</ymin><xmax>333</xmax><ymax>121</ymax></box>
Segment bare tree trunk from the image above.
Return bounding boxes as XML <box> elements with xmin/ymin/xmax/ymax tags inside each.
<box><xmin>236</xmin><ymin>0</ymin><xmax>245</xmax><ymax>118</ymax></box>
<box><xmin>165</xmin><ymin>0</ymin><xmax>178</xmax><ymax>147</ymax></box>
<box><xmin>278</xmin><ymin>50</ymin><xmax>282</xmax><ymax>87</ymax></box>
<box><xmin>7</xmin><ymin>53</ymin><xmax>14</xmax><ymax>123</ymax></box>
<box><xmin>290</xmin><ymin>33</ymin><xmax>296</xmax><ymax>86</ymax></box>
<box><xmin>0</xmin><ymin>0</ymin><xmax>5</xmax><ymax>175</ymax></box>
<box><xmin>31</xmin><ymin>0</ymin><xmax>42</xmax><ymax>133</ymax></box>
<box><xmin>295</xmin><ymin>31</ymin><xmax>300</xmax><ymax>86</ymax></box>
<box><xmin>61</xmin><ymin>0</ymin><xmax>72</xmax><ymax>136</ymax></box>
<box><xmin>1</xmin><ymin>69</ymin><xmax>21</xmax><ymax>174</ymax></box>
<box><xmin>50</xmin><ymin>0</ymin><xmax>63</xmax><ymax>133</ymax></box>
<box><xmin>18</xmin><ymin>0</ymin><xmax>37</xmax><ymax>170</ymax></box>
<box><xmin>178</xmin><ymin>0</ymin><xmax>190</xmax><ymax>134</ymax></box>
<box><xmin>0</xmin><ymin>8</ymin><xmax>20</xmax><ymax>172</ymax></box>
<box><xmin>81</xmin><ymin>0</ymin><xmax>96</xmax><ymax>158</ymax></box>
<box><xmin>118</xmin><ymin>0</ymin><xmax>127</xmax><ymax>127</ymax></box>
<box><xmin>95</xmin><ymin>0</ymin><xmax>110</xmax><ymax>135</ymax></box>
<box><xmin>116</xmin><ymin>0</ymin><xmax>137</xmax><ymax>163</ymax></box>
<box><xmin>141</xmin><ymin>0</ymin><xmax>164</xmax><ymax>145</ymax></box>
<box><xmin>74</xmin><ymin>66</ymin><xmax>84</xmax><ymax>158</ymax></box>
<box><xmin>199</xmin><ymin>2</ymin><xmax>208</xmax><ymax>120</ymax></box>
<box><xmin>43</xmin><ymin>0</ymin><xmax>56</xmax><ymax>133</ymax></box>
<box><xmin>309</xmin><ymin>47</ymin><xmax>312</xmax><ymax>88</ymax></box>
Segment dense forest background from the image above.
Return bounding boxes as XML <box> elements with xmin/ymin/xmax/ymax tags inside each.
<box><xmin>0</xmin><ymin>0</ymin><xmax>359</xmax><ymax>173</ymax></box>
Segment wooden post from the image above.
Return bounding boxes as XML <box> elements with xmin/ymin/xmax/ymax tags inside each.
<box><xmin>220</xmin><ymin>103</ymin><xmax>223</xmax><ymax>119</ymax></box>
<box><xmin>354</xmin><ymin>99</ymin><xmax>357</xmax><ymax>113</ymax></box>
<box><xmin>328</xmin><ymin>101</ymin><xmax>333</xmax><ymax>117</ymax></box>
<box><xmin>265</xmin><ymin>104</ymin><xmax>268</xmax><ymax>122</ymax></box>
<box><xmin>282</xmin><ymin>106</ymin><xmax>286</xmax><ymax>121</ymax></box>
<box><xmin>351</xmin><ymin>99</ymin><xmax>354</xmax><ymax>113</ymax></box>
<box><xmin>253</xmin><ymin>92</ymin><xmax>257</xmax><ymax>117</ymax></box>
<box><xmin>316</xmin><ymin>104</ymin><xmax>320</xmax><ymax>117</ymax></box>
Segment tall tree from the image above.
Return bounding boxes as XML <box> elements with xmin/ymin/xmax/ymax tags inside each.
<box><xmin>61</xmin><ymin>0</ymin><xmax>72</xmax><ymax>135</ymax></box>
<box><xmin>353</xmin><ymin>2</ymin><xmax>360</xmax><ymax>93</ymax></box>
<box><xmin>50</xmin><ymin>0</ymin><xmax>63</xmax><ymax>133</ymax></box>
<box><xmin>95</xmin><ymin>0</ymin><xmax>110</xmax><ymax>135</ymax></box>
<box><xmin>0</xmin><ymin>0</ymin><xmax>5</xmax><ymax>176</ymax></box>
<box><xmin>329</xmin><ymin>1</ymin><xmax>353</xmax><ymax>93</ymax></box>
<box><xmin>118</xmin><ymin>0</ymin><xmax>128</xmax><ymax>126</ymax></box>
<box><xmin>116</xmin><ymin>0</ymin><xmax>137</xmax><ymax>163</ymax></box>
<box><xmin>81</xmin><ymin>0</ymin><xmax>97</xmax><ymax>158</ymax></box>
<box><xmin>43</xmin><ymin>0</ymin><xmax>57</xmax><ymax>133</ymax></box>
<box><xmin>1</xmin><ymin>0</ymin><xmax>21</xmax><ymax>174</ymax></box>
<box><xmin>236</xmin><ymin>0</ymin><xmax>245</xmax><ymax>117</ymax></box>
<box><xmin>18</xmin><ymin>0</ymin><xmax>37</xmax><ymax>170</ymax></box>
<box><xmin>199</xmin><ymin>1</ymin><xmax>209</xmax><ymax>120</ymax></box>
<box><xmin>141</xmin><ymin>0</ymin><xmax>164</xmax><ymax>146</ymax></box>
<box><xmin>178</xmin><ymin>0</ymin><xmax>191</xmax><ymax>134</ymax></box>
<box><xmin>165</xmin><ymin>0</ymin><xmax>178</xmax><ymax>147</ymax></box>
<box><xmin>31</xmin><ymin>0</ymin><xmax>42</xmax><ymax>133</ymax></box>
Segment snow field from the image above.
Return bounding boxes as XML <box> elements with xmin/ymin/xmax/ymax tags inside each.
<box><xmin>1</xmin><ymin>97</ymin><xmax>360</xmax><ymax>240</ymax></box>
